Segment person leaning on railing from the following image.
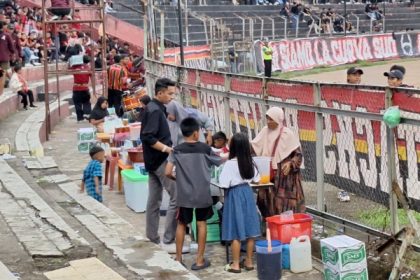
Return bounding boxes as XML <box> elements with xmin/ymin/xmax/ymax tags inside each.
<box><xmin>384</xmin><ymin>69</ymin><xmax>414</xmax><ymax>89</ymax></box>
<box><xmin>346</xmin><ymin>67</ymin><xmax>364</xmax><ymax>85</ymax></box>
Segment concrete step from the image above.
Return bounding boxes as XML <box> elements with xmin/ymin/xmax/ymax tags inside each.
<box><xmin>44</xmin><ymin>257</ymin><xmax>126</xmax><ymax>280</ymax></box>
<box><xmin>0</xmin><ymin>262</ymin><xmax>18</xmax><ymax>280</ymax></box>
<box><xmin>0</xmin><ymin>190</ymin><xmax>63</xmax><ymax>257</ymax></box>
<box><xmin>57</xmin><ymin>182</ymin><xmax>200</xmax><ymax>280</ymax></box>
<box><xmin>0</xmin><ymin>159</ymin><xmax>90</xmax><ymax>258</ymax></box>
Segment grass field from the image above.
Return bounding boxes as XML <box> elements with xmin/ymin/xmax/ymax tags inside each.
<box><xmin>285</xmin><ymin>57</ymin><xmax>420</xmax><ymax>88</ymax></box>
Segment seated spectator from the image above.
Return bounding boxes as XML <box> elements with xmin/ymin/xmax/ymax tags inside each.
<box><xmin>27</xmin><ymin>30</ymin><xmax>43</xmax><ymax>62</ymax></box>
<box><xmin>19</xmin><ymin>32</ymin><xmax>29</xmax><ymax>62</ymax></box>
<box><xmin>104</xmin><ymin>1</ymin><xmax>115</xmax><ymax>13</ymax></box>
<box><xmin>280</xmin><ymin>2</ymin><xmax>291</xmax><ymax>18</ymax></box>
<box><xmin>89</xmin><ymin>96</ymin><xmax>109</xmax><ymax>132</ymax></box>
<box><xmin>290</xmin><ymin>2</ymin><xmax>302</xmax><ymax>27</ymax></box>
<box><xmin>365</xmin><ymin>3</ymin><xmax>379</xmax><ymax>21</ymax></box>
<box><xmin>320</xmin><ymin>8</ymin><xmax>332</xmax><ymax>34</ymax></box>
<box><xmin>333</xmin><ymin>14</ymin><xmax>344</xmax><ymax>33</ymax></box>
<box><xmin>10</xmin><ymin>64</ymin><xmax>36</xmax><ymax>109</ymax></box>
<box><xmin>49</xmin><ymin>0</ymin><xmax>72</xmax><ymax>20</ymax></box>
<box><xmin>307</xmin><ymin>17</ymin><xmax>321</xmax><ymax>35</ymax></box>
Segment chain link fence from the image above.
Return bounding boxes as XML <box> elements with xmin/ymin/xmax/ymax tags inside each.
<box><xmin>145</xmin><ymin>59</ymin><xmax>420</xmax><ymax>239</ymax></box>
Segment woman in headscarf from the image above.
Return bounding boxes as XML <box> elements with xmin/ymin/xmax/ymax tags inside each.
<box><xmin>251</xmin><ymin>107</ymin><xmax>304</xmax><ymax>217</ymax></box>
<box><xmin>89</xmin><ymin>96</ymin><xmax>109</xmax><ymax>132</ymax></box>
<box><xmin>166</xmin><ymin>100</ymin><xmax>214</xmax><ymax>146</ymax></box>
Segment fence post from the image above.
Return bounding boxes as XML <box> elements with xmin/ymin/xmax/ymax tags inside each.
<box><xmin>314</xmin><ymin>83</ymin><xmax>325</xmax><ymax>212</ymax></box>
<box><xmin>224</xmin><ymin>74</ymin><xmax>231</xmax><ymax>137</ymax></box>
<box><xmin>160</xmin><ymin>12</ymin><xmax>165</xmax><ymax>62</ymax></box>
<box><xmin>193</xmin><ymin>68</ymin><xmax>201</xmax><ymax>109</ymax></box>
<box><xmin>385</xmin><ymin>87</ymin><xmax>399</xmax><ymax>235</ymax></box>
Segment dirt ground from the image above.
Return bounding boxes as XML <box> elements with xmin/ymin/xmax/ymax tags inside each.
<box><xmin>292</xmin><ymin>58</ymin><xmax>420</xmax><ymax>88</ymax></box>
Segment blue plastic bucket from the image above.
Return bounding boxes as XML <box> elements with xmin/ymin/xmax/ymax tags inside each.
<box><xmin>256</xmin><ymin>240</ymin><xmax>282</xmax><ymax>280</ymax></box>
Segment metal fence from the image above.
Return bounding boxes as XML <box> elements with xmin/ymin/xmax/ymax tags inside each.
<box><xmin>145</xmin><ymin>59</ymin><xmax>420</xmax><ymax>236</ymax></box>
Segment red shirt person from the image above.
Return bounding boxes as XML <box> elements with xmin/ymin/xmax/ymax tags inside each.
<box><xmin>107</xmin><ymin>55</ymin><xmax>129</xmax><ymax>117</ymax></box>
<box><xmin>71</xmin><ymin>55</ymin><xmax>92</xmax><ymax>122</ymax></box>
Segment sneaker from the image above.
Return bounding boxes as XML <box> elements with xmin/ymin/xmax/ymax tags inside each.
<box><xmin>65</xmin><ymin>15</ymin><xmax>72</xmax><ymax>20</ymax></box>
<box><xmin>51</xmin><ymin>15</ymin><xmax>59</xmax><ymax>21</ymax></box>
<box><xmin>30</xmin><ymin>104</ymin><xmax>37</xmax><ymax>108</ymax></box>
<box><xmin>160</xmin><ymin>242</ymin><xmax>190</xmax><ymax>254</ymax></box>
<box><xmin>337</xmin><ymin>190</ymin><xmax>350</xmax><ymax>202</ymax></box>
<box><xmin>160</xmin><ymin>242</ymin><xmax>177</xmax><ymax>254</ymax></box>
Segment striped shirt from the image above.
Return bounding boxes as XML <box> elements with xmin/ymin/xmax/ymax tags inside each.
<box><xmin>83</xmin><ymin>159</ymin><xmax>103</xmax><ymax>202</ymax></box>
<box><xmin>108</xmin><ymin>64</ymin><xmax>128</xmax><ymax>91</ymax></box>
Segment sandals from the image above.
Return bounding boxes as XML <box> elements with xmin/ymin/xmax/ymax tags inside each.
<box><xmin>240</xmin><ymin>259</ymin><xmax>255</xmax><ymax>271</ymax></box>
<box><xmin>224</xmin><ymin>263</ymin><xmax>241</xmax><ymax>273</ymax></box>
<box><xmin>191</xmin><ymin>259</ymin><xmax>211</xmax><ymax>270</ymax></box>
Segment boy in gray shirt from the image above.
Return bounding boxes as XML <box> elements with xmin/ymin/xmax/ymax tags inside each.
<box><xmin>165</xmin><ymin>117</ymin><xmax>223</xmax><ymax>270</ymax></box>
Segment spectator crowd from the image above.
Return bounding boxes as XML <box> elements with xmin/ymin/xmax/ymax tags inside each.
<box><xmin>0</xmin><ymin>0</ymin><xmax>145</xmax><ymax>118</ymax></box>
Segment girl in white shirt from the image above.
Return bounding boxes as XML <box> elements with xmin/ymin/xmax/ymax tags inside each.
<box><xmin>219</xmin><ymin>133</ymin><xmax>261</xmax><ymax>273</ymax></box>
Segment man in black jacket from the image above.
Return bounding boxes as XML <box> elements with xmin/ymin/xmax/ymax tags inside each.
<box><xmin>140</xmin><ymin>78</ymin><xmax>179</xmax><ymax>252</ymax></box>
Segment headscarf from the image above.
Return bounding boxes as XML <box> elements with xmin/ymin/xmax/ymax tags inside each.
<box><xmin>251</xmin><ymin>107</ymin><xmax>301</xmax><ymax>169</ymax></box>
<box><xmin>89</xmin><ymin>96</ymin><xmax>109</xmax><ymax>121</ymax></box>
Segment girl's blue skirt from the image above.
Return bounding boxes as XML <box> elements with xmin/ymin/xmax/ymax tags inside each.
<box><xmin>222</xmin><ymin>183</ymin><xmax>261</xmax><ymax>241</ymax></box>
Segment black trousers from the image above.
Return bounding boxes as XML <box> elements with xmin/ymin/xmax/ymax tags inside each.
<box><xmin>108</xmin><ymin>88</ymin><xmax>124</xmax><ymax>117</ymax></box>
<box><xmin>264</xmin><ymin>59</ymin><xmax>272</xmax><ymax>78</ymax></box>
<box><xmin>18</xmin><ymin>90</ymin><xmax>35</xmax><ymax>108</ymax></box>
<box><xmin>49</xmin><ymin>8</ymin><xmax>71</xmax><ymax>16</ymax></box>
<box><xmin>72</xmin><ymin>90</ymin><xmax>91</xmax><ymax>121</ymax></box>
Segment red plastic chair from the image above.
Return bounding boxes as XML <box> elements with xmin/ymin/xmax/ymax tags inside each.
<box><xmin>104</xmin><ymin>152</ymin><xmax>119</xmax><ymax>190</ymax></box>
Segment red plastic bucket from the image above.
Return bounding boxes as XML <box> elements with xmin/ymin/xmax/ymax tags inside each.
<box><xmin>266</xmin><ymin>213</ymin><xmax>313</xmax><ymax>244</ymax></box>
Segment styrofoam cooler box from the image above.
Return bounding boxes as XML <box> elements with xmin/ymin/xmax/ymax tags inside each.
<box><xmin>129</xmin><ymin>122</ymin><xmax>141</xmax><ymax>141</ymax></box>
<box><xmin>121</xmin><ymin>169</ymin><xmax>148</xmax><ymax>212</ymax></box>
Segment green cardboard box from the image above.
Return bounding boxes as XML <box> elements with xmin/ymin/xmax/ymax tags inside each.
<box><xmin>324</xmin><ymin>265</ymin><xmax>369</xmax><ymax>280</ymax></box>
<box><xmin>77</xmin><ymin>128</ymin><xmax>96</xmax><ymax>141</ymax></box>
<box><xmin>321</xmin><ymin>235</ymin><xmax>367</xmax><ymax>272</ymax></box>
<box><xmin>78</xmin><ymin>141</ymin><xmax>97</xmax><ymax>153</ymax></box>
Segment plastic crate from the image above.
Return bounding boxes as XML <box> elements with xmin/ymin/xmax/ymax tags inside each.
<box><xmin>191</xmin><ymin>206</ymin><xmax>220</xmax><ymax>243</ymax></box>
<box><xmin>266</xmin><ymin>213</ymin><xmax>313</xmax><ymax>244</ymax></box>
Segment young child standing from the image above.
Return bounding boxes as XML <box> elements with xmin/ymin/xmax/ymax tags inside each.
<box><xmin>165</xmin><ymin>117</ymin><xmax>223</xmax><ymax>270</ymax></box>
<box><xmin>219</xmin><ymin>133</ymin><xmax>261</xmax><ymax>273</ymax></box>
<box><xmin>80</xmin><ymin>146</ymin><xmax>105</xmax><ymax>203</ymax></box>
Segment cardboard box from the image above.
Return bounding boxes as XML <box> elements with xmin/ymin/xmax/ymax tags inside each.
<box><xmin>77</xmin><ymin>128</ymin><xmax>96</xmax><ymax>142</ymax></box>
<box><xmin>324</xmin><ymin>265</ymin><xmax>369</xmax><ymax>280</ymax></box>
<box><xmin>78</xmin><ymin>141</ymin><xmax>97</xmax><ymax>153</ymax></box>
<box><xmin>321</xmin><ymin>235</ymin><xmax>367</xmax><ymax>272</ymax></box>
